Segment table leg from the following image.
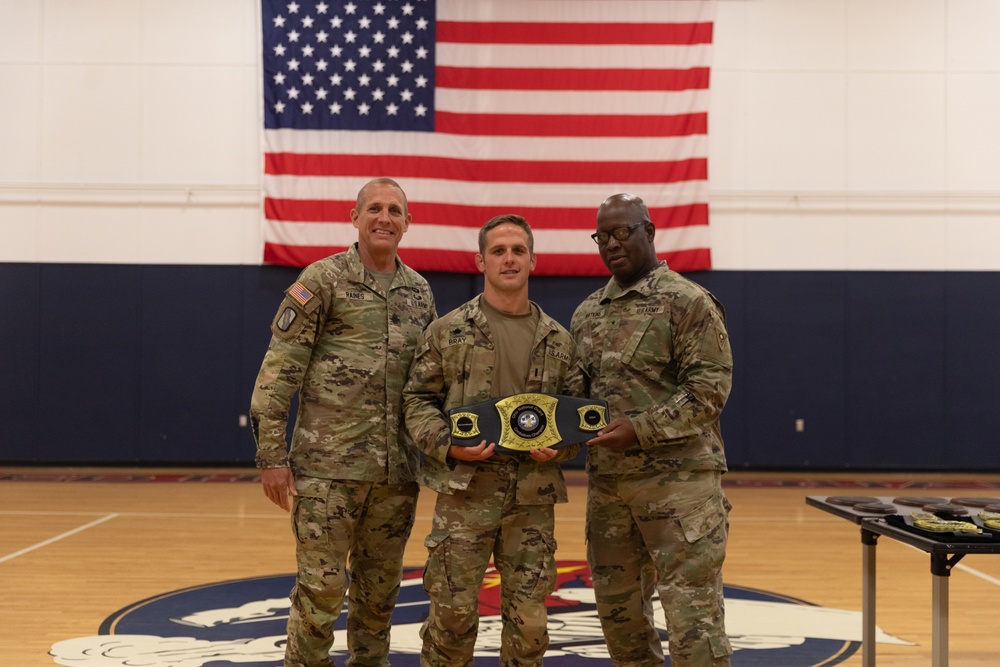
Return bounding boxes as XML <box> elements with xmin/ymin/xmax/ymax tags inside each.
<box><xmin>861</xmin><ymin>528</ymin><xmax>879</xmax><ymax>667</ymax></box>
<box><xmin>930</xmin><ymin>553</ymin><xmax>961</xmax><ymax>667</ymax></box>
<box><xmin>931</xmin><ymin>572</ymin><xmax>948</xmax><ymax>667</ymax></box>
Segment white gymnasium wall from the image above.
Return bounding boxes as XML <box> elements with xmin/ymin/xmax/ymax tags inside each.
<box><xmin>0</xmin><ymin>0</ymin><xmax>262</xmax><ymax>264</ymax></box>
<box><xmin>1</xmin><ymin>0</ymin><xmax>999</xmax><ymax>268</ymax></box>
<box><xmin>709</xmin><ymin>0</ymin><xmax>1000</xmax><ymax>270</ymax></box>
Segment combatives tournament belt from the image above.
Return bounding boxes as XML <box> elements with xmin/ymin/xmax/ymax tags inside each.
<box><xmin>449</xmin><ymin>393</ymin><xmax>609</xmax><ymax>453</ymax></box>
<box><xmin>910</xmin><ymin>512</ymin><xmax>983</xmax><ymax>534</ymax></box>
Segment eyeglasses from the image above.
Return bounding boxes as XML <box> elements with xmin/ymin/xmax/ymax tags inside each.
<box><xmin>591</xmin><ymin>221</ymin><xmax>649</xmax><ymax>246</ymax></box>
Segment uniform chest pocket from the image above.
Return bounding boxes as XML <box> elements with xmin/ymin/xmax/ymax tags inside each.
<box><xmin>618</xmin><ymin>318</ymin><xmax>653</xmax><ymax>365</ymax></box>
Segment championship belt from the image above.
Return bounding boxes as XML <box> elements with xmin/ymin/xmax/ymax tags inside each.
<box><xmin>980</xmin><ymin>512</ymin><xmax>1000</xmax><ymax>531</ymax></box>
<box><xmin>449</xmin><ymin>393</ymin><xmax>609</xmax><ymax>453</ymax></box>
<box><xmin>910</xmin><ymin>512</ymin><xmax>983</xmax><ymax>534</ymax></box>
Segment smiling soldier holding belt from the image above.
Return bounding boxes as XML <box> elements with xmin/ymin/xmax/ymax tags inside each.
<box><xmin>403</xmin><ymin>214</ymin><xmax>581</xmax><ymax>667</ymax></box>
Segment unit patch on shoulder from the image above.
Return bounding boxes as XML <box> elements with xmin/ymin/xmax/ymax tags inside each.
<box><xmin>288</xmin><ymin>282</ymin><xmax>314</xmax><ymax>307</ymax></box>
<box><xmin>276</xmin><ymin>307</ymin><xmax>297</xmax><ymax>332</ymax></box>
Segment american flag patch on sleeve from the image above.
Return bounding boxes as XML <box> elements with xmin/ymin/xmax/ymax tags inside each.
<box><xmin>288</xmin><ymin>282</ymin><xmax>314</xmax><ymax>307</ymax></box>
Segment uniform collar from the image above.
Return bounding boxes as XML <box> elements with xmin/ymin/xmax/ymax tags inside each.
<box><xmin>599</xmin><ymin>260</ymin><xmax>668</xmax><ymax>303</ymax></box>
<box><xmin>463</xmin><ymin>295</ymin><xmax>559</xmax><ymax>336</ymax></box>
<box><xmin>345</xmin><ymin>243</ymin><xmax>412</xmax><ymax>289</ymax></box>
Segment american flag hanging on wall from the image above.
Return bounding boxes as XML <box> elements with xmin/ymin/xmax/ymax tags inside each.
<box><xmin>261</xmin><ymin>0</ymin><xmax>716</xmax><ymax>275</ymax></box>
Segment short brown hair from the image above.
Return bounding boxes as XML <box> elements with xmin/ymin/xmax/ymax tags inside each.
<box><xmin>478</xmin><ymin>214</ymin><xmax>534</xmax><ymax>255</ymax></box>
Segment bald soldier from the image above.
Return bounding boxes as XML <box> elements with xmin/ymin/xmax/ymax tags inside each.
<box><xmin>571</xmin><ymin>193</ymin><xmax>734</xmax><ymax>667</ymax></box>
<box><xmin>250</xmin><ymin>178</ymin><xmax>437</xmax><ymax>667</ymax></box>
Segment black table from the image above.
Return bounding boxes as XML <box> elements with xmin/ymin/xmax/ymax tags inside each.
<box><xmin>806</xmin><ymin>494</ymin><xmax>1000</xmax><ymax>667</ymax></box>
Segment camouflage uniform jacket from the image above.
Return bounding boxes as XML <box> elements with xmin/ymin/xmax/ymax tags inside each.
<box><xmin>570</xmin><ymin>261</ymin><xmax>732</xmax><ymax>476</ymax></box>
<box><xmin>250</xmin><ymin>244</ymin><xmax>437</xmax><ymax>483</ymax></box>
<box><xmin>402</xmin><ymin>296</ymin><xmax>579</xmax><ymax>504</ymax></box>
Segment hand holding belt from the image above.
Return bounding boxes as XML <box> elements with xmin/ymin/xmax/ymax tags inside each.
<box><xmin>449</xmin><ymin>393</ymin><xmax>609</xmax><ymax>453</ymax></box>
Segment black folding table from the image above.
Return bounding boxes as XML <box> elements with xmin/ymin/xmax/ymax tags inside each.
<box><xmin>806</xmin><ymin>494</ymin><xmax>1000</xmax><ymax>667</ymax></box>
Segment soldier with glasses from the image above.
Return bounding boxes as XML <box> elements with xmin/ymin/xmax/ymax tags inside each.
<box><xmin>572</xmin><ymin>193</ymin><xmax>735</xmax><ymax>667</ymax></box>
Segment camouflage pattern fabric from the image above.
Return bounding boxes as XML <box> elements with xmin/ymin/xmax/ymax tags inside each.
<box><xmin>570</xmin><ymin>262</ymin><xmax>734</xmax><ymax>667</ymax></box>
<box><xmin>587</xmin><ymin>472</ymin><xmax>732</xmax><ymax>667</ymax></box>
<box><xmin>570</xmin><ymin>262</ymin><xmax>732</xmax><ymax>476</ymax></box>
<box><xmin>250</xmin><ymin>244</ymin><xmax>436</xmax><ymax>483</ymax></box>
<box><xmin>420</xmin><ymin>461</ymin><xmax>556</xmax><ymax>667</ymax></box>
<box><xmin>286</xmin><ymin>477</ymin><xmax>419</xmax><ymax>667</ymax></box>
<box><xmin>402</xmin><ymin>295</ymin><xmax>579</xmax><ymax>665</ymax></box>
<box><xmin>250</xmin><ymin>244</ymin><xmax>436</xmax><ymax>666</ymax></box>
<box><xmin>403</xmin><ymin>296</ymin><xmax>580</xmax><ymax>498</ymax></box>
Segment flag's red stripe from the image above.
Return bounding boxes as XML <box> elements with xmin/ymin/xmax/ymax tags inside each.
<box><xmin>265</xmin><ymin>153</ymin><xmax>707</xmax><ymax>184</ymax></box>
<box><xmin>437</xmin><ymin>21</ymin><xmax>713</xmax><ymax>46</ymax></box>
<box><xmin>266</xmin><ymin>199</ymin><xmax>708</xmax><ymax>230</ymax></box>
<box><xmin>657</xmin><ymin>247</ymin><xmax>712</xmax><ymax>273</ymax></box>
<box><xmin>435</xmin><ymin>66</ymin><xmax>711</xmax><ymax>91</ymax></box>
<box><xmin>265</xmin><ymin>242</ymin><xmax>350</xmax><ymax>269</ymax></box>
<box><xmin>434</xmin><ymin>111</ymin><xmax>707</xmax><ymax>137</ymax></box>
<box><xmin>264</xmin><ymin>243</ymin><xmax>710</xmax><ymax>275</ymax></box>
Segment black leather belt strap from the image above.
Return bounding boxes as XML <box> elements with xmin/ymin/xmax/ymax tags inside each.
<box><xmin>448</xmin><ymin>393</ymin><xmax>609</xmax><ymax>453</ymax></box>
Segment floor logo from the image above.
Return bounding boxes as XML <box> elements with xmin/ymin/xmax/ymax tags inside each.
<box><xmin>50</xmin><ymin>561</ymin><xmax>910</xmax><ymax>666</ymax></box>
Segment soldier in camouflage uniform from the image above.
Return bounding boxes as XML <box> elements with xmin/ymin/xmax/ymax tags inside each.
<box><xmin>570</xmin><ymin>194</ymin><xmax>734</xmax><ymax>667</ymax></box>
<box><xmin>402</xmin><ymin>214</ymin><xmax>579</xmax><ymax>667</ymax></box>
<box><xmin>250</xmin><ymin>178</ymin><xmax>437</xmax><ymax>667</ymax></box>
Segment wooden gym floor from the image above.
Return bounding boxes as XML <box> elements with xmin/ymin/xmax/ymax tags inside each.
<box><xmin>2</xmin><ymin>467</ymin><xmax>999</xmax><ymax>666</ymax></box>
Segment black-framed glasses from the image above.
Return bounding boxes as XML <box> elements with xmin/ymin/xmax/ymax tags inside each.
<box><xmin>591</xmin><ymin>221</ymin><xmax>649</xmax><ymax>246</ymax></box>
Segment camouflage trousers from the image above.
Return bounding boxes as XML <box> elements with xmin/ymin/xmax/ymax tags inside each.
<box><xmin>586</xmin><ymin>471</ymin><xmax>732</xmax><ymax>667</ymax></box>
<box><xmin>285</xmin><ymin>477</ymin><xmax>419</xmax><ymax>667</ymax></box>
<box><xmin>420</xmin><ymin>460</ymin><xmax>558</xmax><ymax>667</ymax></box>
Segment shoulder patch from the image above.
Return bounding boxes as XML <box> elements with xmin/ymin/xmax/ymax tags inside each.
<box><xmin>276</xmin><ymin>307</ymin><xmax>298</xmax><ymax>332</ymax></box>
<box><xmin>288</xmin><ymin>282</ymin><xmax>314</xmax><ymax>307</ymax></box>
